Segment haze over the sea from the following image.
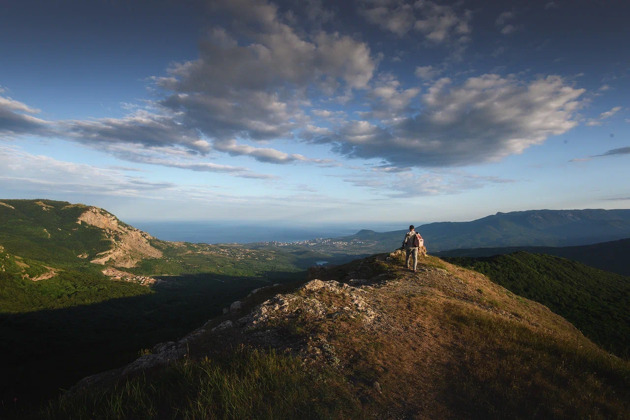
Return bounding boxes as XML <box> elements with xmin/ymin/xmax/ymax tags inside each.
<box><xmin>129</xmin><ymin>220</ymin><xmax>404</xmax><ymax>244</ymax></box>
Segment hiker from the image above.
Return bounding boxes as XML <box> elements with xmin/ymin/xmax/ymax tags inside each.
<box><xmin>402</xmin><ymin>225</ymin><xmax>423</xmax><ymax>272</ymax></box>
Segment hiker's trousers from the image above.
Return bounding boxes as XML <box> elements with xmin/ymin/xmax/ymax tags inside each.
<box><xmin>405</xmin><ymin>247</ymin><xmax>418</xmax><ymax>271</ymax></box>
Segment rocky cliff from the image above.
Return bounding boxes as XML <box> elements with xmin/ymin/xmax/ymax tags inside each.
<box><xmin>77</xmin><ymin>207</ymin><xmax>163</xmax><ymax>268</ymax></box>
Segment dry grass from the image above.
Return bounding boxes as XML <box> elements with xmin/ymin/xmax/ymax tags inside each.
<box><xmin>44</xmin><ymin>252</ymin><xmax>630</xmax><ymax>419</ymax></box>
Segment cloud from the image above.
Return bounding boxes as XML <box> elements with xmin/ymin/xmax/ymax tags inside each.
<box><xmin>600</xmin><ymin>106</ymin><xmax>622</xmax><ymax>119</ymax></box>
<box><xmin>495</xmin><ymin>10</ymin><xmax>520</xmax><ymax>35</ymax></box>
<box><xmin>0</xmin><ymin>145</ymin><xmax>177</xmax><ymax>197</ymax></box>
<box><xmin>359</xmin><ymin>0</ymin><xmax>471</xmax><ymax>44</ymax></box>
<box><xmin>316</xmin><ymin>74</ymin><xmax>585</xmax><ymax>167</ymax></box>
<box><xmin>586</xmin><ymin>106</ymin><xmax>622</xmax><ymax>126</ymax></box>
<box><xmin>359</xmin><ymin>1</ymin><xmax>416</xmax><ymax>36</ymax></box>
<box><xmin>595</xmin><ymin>146</ymin><xmax>630</xmax><ymax>157</ymax></box>
<box><xmin>63</xmin><ymin>110</ymin><xmax>210</xmax><ymax>153</ymax></box>
<box><xmin>413</xmin><ymin>0</ymin><xmax>472</xmax><ymax>44</ymax></box>
<box><xmin>495</xmin><ymin>11</ymin><xmax>514</xmax><ymax>26</ymax></box>
<box><xmin>85</xmin><ymin>142</ymin><xmax>276</xmax><ymax>179</ymax></box>
<box><xmin>0</xmin><ymin>92</ymin><xmax>51</xmax><ymax>137</ymax></box>
<box><xmin>213</xmin><ymin>138</ymin><xmax>306</xmax><ymax>164</ymax></box>
<box><xmin>0</xmin><ymin>2</ymin><xmax>591</xmax><ymax>179</ymax></box>
<box><xmin>415</xmin><ymin>65</ymin><xmax>441</xmax><ymax>81</ymax></box>
<box><xmin>361</xmin><ymin>74</ymin><xmax>420</xmax><ymax>120</ymax></box>
<box><xmin>570</xmin><ymin>146</ymin><xmax>630</xmax><ymax>162</ymax></box>
<box><xmin>344</xmin><ymin>168</ymin><xmax>513</xmax><ymax>197</ymax></box>
<box><xmin>152</xmin><ymin>0</ymin><xmax>376</xmax><ymax>156</ymax></box>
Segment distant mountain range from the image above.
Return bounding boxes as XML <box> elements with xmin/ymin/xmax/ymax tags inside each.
<box><xmin>342</xmin><ymin>209</ymin><xmax>630</xmax><ymax>252</ymax></box>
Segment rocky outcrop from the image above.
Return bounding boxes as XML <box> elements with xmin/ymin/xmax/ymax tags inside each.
<box><xmin>77</xmin><ymin>207</ymin><xmax>162</xmax><ymax>268</ymax></box>
<box><xmin>101</xmin><ymin>267</ymin><xmax>157</xmax><ymax>286</ymax></box>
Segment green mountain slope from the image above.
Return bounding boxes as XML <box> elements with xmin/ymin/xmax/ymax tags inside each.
<box><xmin>0</xmin><ymin>199</ymin><xmax>112</xmax><ymax>266</ymax></box>
<box><xmin>445</xmin><ymin>252</ymin><xmax>630</xmax><ymax>358</ymax></box>
<box><xmin>39</xmin><ymin>254</ymin><xmax>630</xmax><ymax>419</ymax></box>
<box><xmin>0</xmin><ymin>200</ymin><xmax>155</xmax><ymax>313</ymax></box>
<box><xmin>0</xmin><ymin>199</ymin><xmax>308</xmax><ymax>414</ymax></box>
<box><xmin>436</xmin><ymin>238</ymin><xmax>630</xmax><ymax>276</ymax></box>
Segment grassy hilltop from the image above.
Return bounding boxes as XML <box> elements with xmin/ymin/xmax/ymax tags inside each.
<box><xmin>41</xmin><ymin>253</ymin><xmax>630</xmax><ymax>419</ymax></box>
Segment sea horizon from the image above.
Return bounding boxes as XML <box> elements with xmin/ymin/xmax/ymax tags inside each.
<box><xmin>128</xmin><ymin>220</ymin><xmax>408</xmax><ymax>244</ymax></box>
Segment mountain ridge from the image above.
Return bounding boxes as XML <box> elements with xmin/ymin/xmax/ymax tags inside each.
<box><xmin>335</xmin><ymin>208</ymin><xmax>630</xmax><ymax>252</ymax></box>
<box><xmin>46</xmin><ymin>252</ymin><xmax>630</xmax><ymax>419</ymax></box>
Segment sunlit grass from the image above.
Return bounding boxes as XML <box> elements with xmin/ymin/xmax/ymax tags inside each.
<box><xmin>443</xmin><ymin>303</ymin><xmax>630</xmax><ymax>419</ymax></box>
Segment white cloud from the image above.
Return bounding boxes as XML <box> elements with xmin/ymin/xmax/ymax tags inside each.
<box><xmin>316</xmin><ymin>74</ymin><xmax>585</xmax><ymax>167</ymax></box>
<box><xmin>213</xmin><ymin>138</ymin><xmax>305</xmax><ymax>164</ymax></box>
<box><xmin>415</xmin><ymin>65</ymin><xmax>440</xmax><ymax>81</ymax></box>
<box><xmin>586</xmin><ymin>106</ymin><xmax>622</xmax><ymax>126</ymax></box>
<box><xmin>359</xmin><ymin>1</ymin><xmax>416</xmax><ymax>36</ymax></box>
<box><xmin>344</xmin><ymin>167</ymin><xmax>513</xmax><ymax>197</ymax></box>
<box><xmin>359</xmin><ymin>0</ymin><xmax>471</xmax><ymax>44</ymax></box>
<box><xmin>362</xmin><ymin>74</ymin><xmax>420</xmax><ymax>119</ymax></box>
<box><xmin>0</xmin><ymin>145</ymin><xmax>176</xmax><ymax>197</ymax></box>
<box><xmin>414</xmin><ymin>0</ymin><xmax>471</xmax><ymax>44</ymax></box>
<box><xmin>153</xmin><ymin>0</ymin><xmax>376</xmax><ymax>156</ymax></box>
<box><xmin>84</xmin><ymin>142</ymin><xmax>276</xmax><ymax>179</ymax></box>
<box><xmin>63</xmin><ymin>110</ymin><xmax>209</xmax><ymax>153</ymax></box>
<box><xmin>600</xmin><ymin>106</ymin><xmax>622</xmax><ymax>119</ymax></box>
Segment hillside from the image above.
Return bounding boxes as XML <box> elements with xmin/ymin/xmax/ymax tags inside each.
<box><xmin>436</xmin><ymin>238</ymin><xmax>630</xmax><ymax>276</ymax></box>
<box><xmin>0</xmin><ymin>199</ymin><xmax>309</xmax><ymax>413</ymax></box>
<box><xmin>39</xmin><ymin>253</ymin><xmax>629</xmax><ymax>419</ymax></box>
<box><xmin>0</xmin><ymin>199</ymin><xmax>309</xmax><ymax>313</ymax></box>
<box><xmin>298</xmin><ymin>209</ymin><xmax>630</xmax><ymax>255</ymax></box>
<box><xmin>444</xmin><ymin>252</ymin><xmax>630</xmax><ymax>358</ymax></box>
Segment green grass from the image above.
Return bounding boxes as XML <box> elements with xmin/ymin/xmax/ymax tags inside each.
<box><xmin>446</xmin><ymin>252</ymin><xmax>630</xmax><ymax>358</ymax></box>
<box><xmin>44</xmin><ymin>348</ymin><xmax>361</xmax><ymax>420</ymax></box>
<box><xmin>443</xmin><ymin>303</ymin><xmax>630</xmax><ymax>419</ymax></box>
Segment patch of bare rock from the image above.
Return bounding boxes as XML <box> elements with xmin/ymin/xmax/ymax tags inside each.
<box><xmin>77</xmin><ymin>207</ymin><xmax>162</xmax><ymax>268</ymax></box>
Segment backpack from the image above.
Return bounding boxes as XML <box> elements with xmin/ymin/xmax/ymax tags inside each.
<box><xmin>404</xmin><ymin>232</ymin><xmax>422</xmax><ymax>248</ymax></box>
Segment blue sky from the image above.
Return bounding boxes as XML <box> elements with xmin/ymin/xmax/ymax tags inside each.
<box><xmin>1</xmin><ymin>0</ymin><xmax>628</xmax><ymax>227</ymax></box>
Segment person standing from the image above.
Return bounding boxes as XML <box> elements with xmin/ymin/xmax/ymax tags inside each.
<box><xmin>402</xmin><ymin>225</ymin><xmax>422</xmax><ymax>272</ymax></box>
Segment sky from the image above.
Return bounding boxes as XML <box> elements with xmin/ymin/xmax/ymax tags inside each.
<box><xmin>1</xmin><ymin>0</ymin><xmax>628</xmax><ymax>228</ymax></box>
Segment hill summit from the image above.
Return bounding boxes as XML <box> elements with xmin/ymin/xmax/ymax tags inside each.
<box><xmin>52</xmin><ymin>252</ymin><xmax>630</xmax><ymax>419</ymax></box>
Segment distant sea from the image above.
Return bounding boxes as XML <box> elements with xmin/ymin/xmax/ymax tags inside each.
<box><xmin>128</xmin><ymin>221</ymin><xmax>402</xmax><ymax>244</ymax></box>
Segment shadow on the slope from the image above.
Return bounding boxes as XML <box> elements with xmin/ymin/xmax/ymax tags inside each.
<box><xmin>0</xmin><ymin>269</ymin><xmax>306</xmax><ymax>417</ymax></box>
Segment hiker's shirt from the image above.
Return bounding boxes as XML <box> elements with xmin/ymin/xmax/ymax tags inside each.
<box><xmin>403</xmin><ymin>231</ymin><xmax>418</xmax><ymax>249</ymax></box>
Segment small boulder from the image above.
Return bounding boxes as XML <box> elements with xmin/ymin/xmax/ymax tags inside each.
<box><xmin>230</xmin><ymin>300</ymin><xmax>242</xmax><ymax>312</ymax></box>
